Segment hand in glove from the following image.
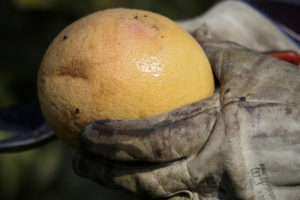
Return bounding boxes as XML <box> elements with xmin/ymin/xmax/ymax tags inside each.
<box><xmin>73</xmin><ymin>38</ymin><xmax>300</xmax><ymax>200</ymax></box>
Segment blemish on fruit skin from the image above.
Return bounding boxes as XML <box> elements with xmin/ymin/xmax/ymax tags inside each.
<box><xmin>134</xmin><ymin>16</ymin><xmax>138</xmax><ymax>19</ymax></box>
<box><xmin>63</xmin><ymin>35</ymin><xmax>68</xmax><ymax>40</ymax></box>
<box><xmin>144</xmin><ymin>15</ymin><xmax>148</xmax><ymax>17</ymax></box>
<box><xmin>56</xmin><ymin>61</ymin><xmax>89</xmax><ymax>80</ymax></box>
<box><xmin>122</xmin><ymin>18</ymin><xmax>156</xmax><ymax>39</ymax></box>
<box><xmin>75</xmin><ymin>108</ymin><xmax>80</xmax><ymax>114</ymax></box>
<box><xmin>40</xmin><ymin>77</ymin><xmax>45</xmax><ymax>83</ymax></box>
<box><xmin>152</xmin><ymin>25</ymin><xmax>158</xmax><ymax>30</ymax></box>
<box><xmin>161</xmin><ymin>35</ymin><xmax>164</xmax><ymax>38</ymax></box>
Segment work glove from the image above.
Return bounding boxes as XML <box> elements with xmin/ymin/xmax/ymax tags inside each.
<box><xmin>178</xmin><ymin>1</ymin><xmax>299</xmax><ymax>54</ymax></box>
<box><xmin>73</xmin><ymin>2</ymin><xmax>300</xmax><ymax>199</ymax></box>
<box><xmin>73</xmin><ymin>37</ymin><xmax>300</xmax><ymax>200</ymax></box>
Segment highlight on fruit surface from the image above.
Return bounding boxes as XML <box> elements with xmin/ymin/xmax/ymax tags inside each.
<box><xmin>37</xmin><ymin>8</ymin><xmax>215</xmax><ymax>147</ymax></box>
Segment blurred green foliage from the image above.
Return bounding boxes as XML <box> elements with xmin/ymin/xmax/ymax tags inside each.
<box><xmin>0</xmin><ymin>0</ymin><xmax>220</xmax><ymax>199</ymax></box>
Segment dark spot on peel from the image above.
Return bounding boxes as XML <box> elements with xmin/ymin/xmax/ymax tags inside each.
<box><xmin>239</xmin><ymin>96</ymin><xmax>246</xmax><ymax>102</ymax></box>
<box><xmin>144</xmin><ymin>15</ymin><xmax>148</xmax><ymax>17</ymax></box>
<box><xmin>134</xmin><ymin>16</ymin><xmax>138</xmax><ymax>19</ymax></box>
<box><xmin>152</xmin><ymin>25</ymin><xmax>158</xmax><ymax>30</ymax></box>
<box><xmin>75</xmin><ymin>108</ymin><xmax>80</xmax><ymax>114</ymax></box>
<box><xmin>63</xmin><ymin>35</ymin><xmax>68</xmax><ymax>40</ymax></box>
<box><xmin>161</xmin><ymin>35</ymin><xmax>164</xmax><ymax>38</ymax></box>
<box><xmin>40</xmin><ymin>77</ymin><xmax>45</xmax><ymax>83</ymax></box>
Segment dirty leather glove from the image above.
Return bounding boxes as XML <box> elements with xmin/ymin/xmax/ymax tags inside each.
<box><xmin>73</xmin><ymin>38</ymin><xmax>300</xmax><ymax>200</ymax></box>
<box><xmin>178</xmin><ymin>1</ymin><xmax>299</xmax><ymax>54</ymax></box>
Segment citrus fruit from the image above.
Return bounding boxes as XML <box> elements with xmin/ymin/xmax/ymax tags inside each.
<box><xmin>37</xmin><ymin>8</ymin><xmax>215</xmax><ymax>147</ymax></box>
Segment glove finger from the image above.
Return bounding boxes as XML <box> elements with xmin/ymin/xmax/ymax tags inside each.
<box><xmin>195</xmin><ymin>40</ymin><xmax>300</xmax><ymax>104</ymax></box>
<box><xmin>79</xmin><ymin>90</ymin><xmax>220</xmax><ymax>162</ymax></box>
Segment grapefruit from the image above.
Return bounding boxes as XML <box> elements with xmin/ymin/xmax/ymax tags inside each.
<box><xmin>38</xmin><ymin>8</ymin><xmax>214</xmax><ymax>147</ymax></box>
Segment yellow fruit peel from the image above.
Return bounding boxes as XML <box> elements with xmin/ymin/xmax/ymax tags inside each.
<box><xmin>38</xmin><ymin>8</ymin><xmax>215</xmax><ymax>147</ymax></box>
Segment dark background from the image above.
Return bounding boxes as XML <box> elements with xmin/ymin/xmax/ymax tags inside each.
<box><xmin>0</xmin><ymin>0</ymin><xmax>220</xmax><ymax>199</ymax></box>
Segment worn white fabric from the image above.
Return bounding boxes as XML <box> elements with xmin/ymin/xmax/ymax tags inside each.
<box><xmin>178</xmin><ymin>1</ymin><xmax>300</xmax><ymax>53</ymax></box>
